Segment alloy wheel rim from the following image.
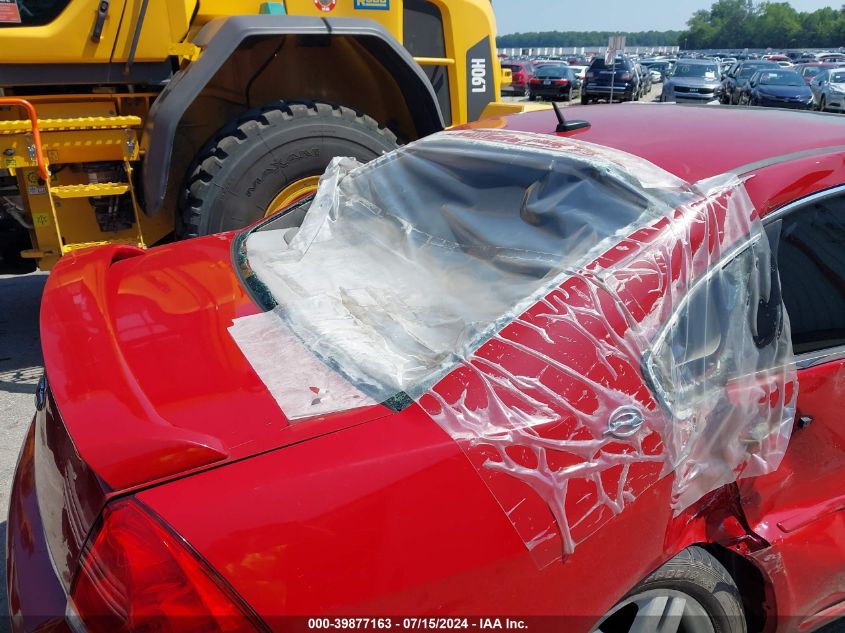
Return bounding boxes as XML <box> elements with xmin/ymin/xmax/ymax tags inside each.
<box><xmin>593</xmin><ymin>589</ymin><xmax>715</xmax><ymax>633</ymax></box>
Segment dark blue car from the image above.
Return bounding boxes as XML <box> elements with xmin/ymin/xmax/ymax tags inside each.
<box><xmin>737</xmin><ymin>69</ymin><xmax>815</xmax><ymax>110</ymax></box>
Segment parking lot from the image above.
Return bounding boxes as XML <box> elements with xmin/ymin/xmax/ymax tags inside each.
<box><xmin>0</xmin><ymin>270</ymin><xmax>45</xmax><ymax>627</ymax></box>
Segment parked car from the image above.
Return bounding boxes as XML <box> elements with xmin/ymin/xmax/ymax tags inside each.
<box><xmin>796</xmin><ymin>62</ymin><xmax>845</xmax><ymax>85</ymax></box>
<box><xmin>810</xmin><ymin>67</ymin><xmax>845</xmax><ymax>112</ymax></box>
<box><xmin>528</xmin><ymin>64</ymin><xmax>582</xmax><ymax>101</ymax></box>
<box><xmin>501</xmin><ymin>61</ymin><xmax>536</xmax><ymax>96</ymax></box>
<box><xmin>660</xmin><ymin>59</ymin><xmax>722</xmax><ymax>103</ymax></box>
<box><xmin>819</xmin><ymin>52</ymin><xmax>845</xmax><ymax>63</ymax></box>
<box><xmin>581</xmin><ymin>55</ymin><xmax>641</xmax><ymax>104</ymax></box>
<box><xmin>569</xmin><ymin>64</ymin><xmax>588</xmax><ymax>81</ymax></box>
<box><xmin>636</xmin><ymin>63</ymin><xmax>652</xmax><ymax>96</ymax></box>
<box><xmin>737</xmin><ymin>68</ymin><xmax>814</xmax><ymax>109</ymax></box>
<box><xmin>640</xmin><ymin>59</ymin><xmax>672</xmax><ymax>83</ymax></box>
<box><xmin>721</xmin><ymin>60</ymin><xmax>779</xmax><ymax>104</ymax></box>
<box><xmin>13</xmin><ymin>104</ymin><xmax>845</xmax><ymax>633</ymax></box>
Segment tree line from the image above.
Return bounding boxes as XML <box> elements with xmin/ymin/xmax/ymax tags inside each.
<box><xmin>496</xmin><ymin>1</ymin><xmax>845</xmax><ymax>50</ymax></box>
<box><xmin>681</xmin><ymin>0</ymin><xmax>844</xmax><ymax>49</ymax></box>
<box><xmin>496</xmin><ymin>30</ymin><xmax>682</xmax><ymax>48</ymax></box>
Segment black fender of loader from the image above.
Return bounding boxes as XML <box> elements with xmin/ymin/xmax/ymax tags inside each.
<box><xmin>142</xmin><ymin>15</ymin><xmax>444</xmax><ymax>217</ymax></box>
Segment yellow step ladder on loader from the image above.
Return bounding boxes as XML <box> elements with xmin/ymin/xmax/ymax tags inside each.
<box><xmin>0</xmin><ymin>99</ymin><xmax>152</xmax><ymax>270</ymax></box>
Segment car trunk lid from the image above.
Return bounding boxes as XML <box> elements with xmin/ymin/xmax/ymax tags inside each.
<box><xmin>38</xmin><ymin>235</ymin><xmax>391</xmax><ymax>502</ymax></box>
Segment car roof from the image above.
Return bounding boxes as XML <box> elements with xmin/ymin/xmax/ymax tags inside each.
<box><xmin>487</xmin><ymin>104</ymin><xmax>845</xmax><ymax>183</ymax></box>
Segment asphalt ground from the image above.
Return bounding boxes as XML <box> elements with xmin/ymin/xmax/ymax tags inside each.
<box><xmin>1</xmin><ymin>82</ymin><xmax>843</xmax><ymax>630</ymax></box>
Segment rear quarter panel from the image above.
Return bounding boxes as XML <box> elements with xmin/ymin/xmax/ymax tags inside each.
<box><xmin>139</xmin><ymin>406</ymin><xmax>678</xmax><ymax>627</ymax></box>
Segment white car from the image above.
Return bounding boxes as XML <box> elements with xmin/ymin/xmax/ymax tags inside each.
<box><xmin>569</xmin><ymin>65</ymin><xmax>588</xmax><ymax>81</ymax></box>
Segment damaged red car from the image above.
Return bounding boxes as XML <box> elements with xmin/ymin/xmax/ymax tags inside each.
<box><xmin>9</xmin><ymin>104</ymin><xmax>845</xmax><ymax>633</ymax></box>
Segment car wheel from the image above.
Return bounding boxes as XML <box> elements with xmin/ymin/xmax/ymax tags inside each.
<box><xmin>528</xmin><ymin>93</ymin><xmax>536</xmax><ymax>101</ymax></box>
<box><xmin>821</xmin><ymin>96</ymin><xmax>827</xmax><ymax>112</ymax></box>
<box><xmin>566</xmin><ymin>88</ymin><xmax>572</xmax><ymax>101</ymax></box>
<box><xmin>581</xmin><ymin>94</ymin><xmax>589</xmax><ymax>105</ymax></box>
<box><xmin>179</xmin><ymin>101</ymin><xmax>398</xmax><ymax>238</ymax></box>
<box><xmin>593</xmin><ymin>547</ymin><xmax>746</xmax><ymax>633</ymax></box>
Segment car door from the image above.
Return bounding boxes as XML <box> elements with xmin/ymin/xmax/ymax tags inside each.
<box><xmin>810</xmin><ymin>70</ymin><xmax>829</xmax><ymax>104</ymax></box>
<box><xmin>743</xmin><ymin>73</ymin><xmax>759</xmax><ymax>104</ymax></box>
<box><xmin>739</xmin><ymin>188</ymin><xmax>845</xmax><ymax>620</ymax></box>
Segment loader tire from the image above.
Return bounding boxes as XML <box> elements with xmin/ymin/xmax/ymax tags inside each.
<box><xmin>178</xmin><ymin>101</ymin><xmax>399</xmax><ymax>238</ymax></box>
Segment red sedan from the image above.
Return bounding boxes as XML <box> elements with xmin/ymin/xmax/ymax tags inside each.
<box><xmin>9</xmin><ymin>105</ymin><xmax>845</xmax><ymax>633</ymax></box>
<box><xmin>501</xmin><ymin>61</ymin><xmax>536</xmax><ymax>96</ymax></box>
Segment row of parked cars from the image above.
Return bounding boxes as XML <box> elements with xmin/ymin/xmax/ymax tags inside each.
<box><xmin>718</xmin><ymin>59</ymin><xmax>845</xmax><ymax>111</ymax></box>
<box><xmin>502</xmin><ymin>55</ymin><xmax>663</xmax><ymax>103</ymax></box>
<box><xmin>503</xmin><ymin>51</ymin><xmax>845</xmax><ymax>116</ymax></box>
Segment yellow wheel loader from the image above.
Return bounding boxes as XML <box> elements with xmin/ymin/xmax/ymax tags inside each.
<box><xmin>0</xmin><ymin>0</ymin><xmax>517</xmax><ymax>272</ymax></box>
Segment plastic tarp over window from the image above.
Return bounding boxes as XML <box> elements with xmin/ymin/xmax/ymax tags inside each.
<box><xmin>230</xmin><ymin>129</ymin><xmax>796</xmax><ymax>566</ymax></box>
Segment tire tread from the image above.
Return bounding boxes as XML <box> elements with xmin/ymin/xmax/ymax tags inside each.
<box><xmin>178</xmin><ymin>100</ymin><xmax>397</xmax><ymax>238</ymax></box>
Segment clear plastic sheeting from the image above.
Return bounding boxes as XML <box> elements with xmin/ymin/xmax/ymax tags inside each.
<box><xmin>230</xmin><ymin>130</ymin><xmax>796</xmax><ymax>566</ymax></box>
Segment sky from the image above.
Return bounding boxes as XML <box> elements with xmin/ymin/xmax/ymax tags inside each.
<box><xmin>493</xmin><ymin>0</ymin><xmax>839</xmax><ymax>34</ymax></box>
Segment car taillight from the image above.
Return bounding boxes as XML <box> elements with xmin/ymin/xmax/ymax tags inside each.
<box><xmin>620</xmin><ymin>72</ymin><xmax>632</xmax><ymax>81</ymax></box>
<box><xmin>530</xmin><ymin>79</ymin><xmax>541</xmax><ymax>85</ymax></box>
<box><xmin>70</xmin><ymin>498</ymin><xmax>263</xmax><ymax>633</ymax></box>
<box><xmin>554</xmin><ymin>79</ymin><xmax>570</xmax><ymax>85</ymax></box>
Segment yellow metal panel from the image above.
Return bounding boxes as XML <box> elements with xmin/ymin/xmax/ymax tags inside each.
<box><xmin>62</xmin><ymin>238</ymin><xmax>143</xmax><ymax>254</ymax></box>
<box><xmin>111</xmin><ymin>0</ymin><xmax>172</xmax><ymax>62</ymax></box>
<box><xmin>414</xmin><ymin>57</ymin><xmax>456</xmax><ymax>66</ymax></box>
<box><xmin>51</xmin><ymin>183</ymin><xmax>130</xmax><ymax>199</ymax></box>
<box><xmin>0</xmin><ymin>129</ymin><xmax>140</xmax><ymax>167</ymax></box>
<box><xmin>0</xmin><ymin>100</ymin><xmax>119</xmax><ymax>122</ymax></box>
<box><xmin>426</xmin><ymin>0</ymin><xmax>500</xmax><ymax>126</ymax></box>
<box><xmin>18</xmin><ymin>167</ymin><xmax>61</xmax><ymax>270</ymax></box>
<box><xmin>0</xmin><ymin>0</ymin><xmax>128</xmax><ymax>63</ymax></box>
<box><xmin>111</xmin><ymin>0</ymin><xmax>199</xmax><ymax>62</ymax></box>
<box><xmin>479</xmin><ymin>102</ymin><xmax>552</xmax><ymax>118</ymax></box>
<box><xmin>193</xmin><ymin>0</ymin><xmax>265</xmax><ymax>25</ymax></box>
<box><xmin>283</xmin><ymin>0</ymin><xmax>402</xmax><ymax>37</ymax></box>
<box><xmin>0</xmin><ymin>116</ymin><xmax>142</xmax><ymax>133</ymax></box>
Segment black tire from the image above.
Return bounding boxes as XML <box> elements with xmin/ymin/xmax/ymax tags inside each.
<box><xmin>528</xmin><ymin>93</ymin><xmax>537</xmax><ymax>101</ymax></box>
<box><xmin>581</xmin><ymin>94</ymin><xmax>589</xmax><ymax>105</ymax></box>
<box><xmin>565</xmin><ymin>88</ymin><xmax>572</xmax><ymax>101</ymax></box>
<box><xmin>179</xmin><ymin>101</ymin><xmax>398</xmax><ymax>238</ymax></box>
<box><xmin>0</xmin><ymin>226</ymin><xmax>36</xmax><ymax>275</ymax></box>
<box><xmin>596</xmin><ymin>547</ymin><xmax>746</xmax><ymax>633</ymax></box>
<box><xmin>821</xmin><ymin>96</ymin><xmax>827</xmax><ymax>112</ymax></box>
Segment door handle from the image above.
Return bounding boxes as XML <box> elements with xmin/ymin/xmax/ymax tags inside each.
<box><xmin>91</xmin><ymin>0</ymin><xmax>110</xmax><ymax>43</ymax></box>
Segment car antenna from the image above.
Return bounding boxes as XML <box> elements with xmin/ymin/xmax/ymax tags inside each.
<box><xmin>552</xmin><ymin>101</ymin><xmax>591</xmax><ymax>133</ymax></box>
